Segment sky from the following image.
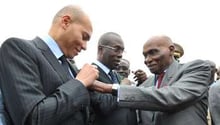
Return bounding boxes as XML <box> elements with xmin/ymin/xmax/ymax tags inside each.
<box><xmin>1</xmin><ymin>0</ymin><xmax>220</xmax><ymax>77</ymax></box>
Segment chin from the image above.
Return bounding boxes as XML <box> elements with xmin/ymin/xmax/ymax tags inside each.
<box><xmin>149</xmin><ymin>69</ymin><xmax>157</xmax><ymax>74</ymax></box>
<box><xmin>67</xmin><ymin>54</ymin><xmax>74</xmax><ymax>59</ymax></box>
<box><xmin>72</xmin><ymin>52</ymin><xmax>78</xmax><ymax>57</ymax></box>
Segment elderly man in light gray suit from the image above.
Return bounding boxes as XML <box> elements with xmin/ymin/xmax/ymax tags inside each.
<box><xmin>92</xmin><ymin>35</ymin><xmax>211</xmax><ymax>125</ymax></box>
<box><xmin>209</xmin><ymin>81</ymin><xmax>220</xmax><ymax>125</ymax></box>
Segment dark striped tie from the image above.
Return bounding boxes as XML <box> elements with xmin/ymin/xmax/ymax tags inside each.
<box><xmin>59</xmin><ymin>55</ymin><xmax>72</xmax><ymax>79</ymax></box>
<box><xmin>109</xmin><ymin>70</ymin><xmax>118</xmax><ymax>83</ymax></box>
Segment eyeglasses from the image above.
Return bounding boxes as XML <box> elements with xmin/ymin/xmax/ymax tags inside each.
<box><xmin>99</xmin><ymin>45</ymin><xmax>124</xmax><ymax>53</ymax></box>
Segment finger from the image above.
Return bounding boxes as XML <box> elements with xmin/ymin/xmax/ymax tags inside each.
<box><xmin>91</xmin><ymin>64</ymin><xmax>97</xmax><ymax>69</ymax></box>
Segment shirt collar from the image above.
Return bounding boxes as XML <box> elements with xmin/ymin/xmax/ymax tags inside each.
<box><xmin>156</xmin><ymin>70</ymin><xmax>166</xmax><ymax>76</ymax></box>
<box><xmin>155</xmin><ymin>70</ymin><xmax>167</xmax><ymax>80</ymax></box>
<box><xmin>40</xmin><ymin>35</ymin><xmax>63</xmax><ymax>59</ymax></box>
<box><xmin>94</xmin><ymin>60</ymin><xmax>110</xmax><ymax>75</ymax></box>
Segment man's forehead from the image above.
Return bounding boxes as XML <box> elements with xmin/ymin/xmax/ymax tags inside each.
<box><xmin>144</xmin><ymin>41</ymin><xmax>162</xmax><ymax>50</ymax></box>
<box><xmin>120</xmin><ymin>61</ymin><xmax>129</xmax><ymax>67</ymax></box>
<box><xmin>145</xmin><ymin>41</ymin><xmax>172</xmax><ymax>53</ymax></box>
<box><xmin>145</xmin><ymin>36</ymin><xmax>172</xmax><ymax>46</ymax></box>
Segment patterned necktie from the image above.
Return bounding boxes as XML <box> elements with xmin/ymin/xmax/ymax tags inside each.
<box><xmin>109</xmin><ymin>70</ymin><xmax>118</xmax><ymax>83</ymax></box>
<box><xmin>59</xmin><ymin>55</ymin><xmax>72</xmax><ymax>79</ymax></box>
<box><xmin>157</xmin><ymin>72</ymin><xmax>165</xmax><ymax>88</ymax></box>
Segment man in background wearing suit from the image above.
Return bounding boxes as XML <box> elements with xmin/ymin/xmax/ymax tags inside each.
<box><xmin>0</xmin><ymin>5</ymin><xmax>99</xmax><ymax>125</ymax></box>
<box><xmin>116</xmin><ymin>58</ymin><xmax>134</xmax><ymax>86</ymax></box>
<box><xmin>90</xmin><ymin>32</ymin><xmax>137</xmax><ymax>125</ymax></box>
<box><xmin>91</xmin><ymin>35</ymin><xmax>211</xmax><ymax>125</ymax></box>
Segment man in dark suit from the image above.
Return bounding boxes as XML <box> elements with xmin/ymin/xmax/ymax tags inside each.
<box><xmin>91</xmin><ymin>35</ymin><xmax>211</xmax><ymax>125</ymax></box>
<box><xmin>90</xmin><ymin>32</ymin><xmax>137</xmax><ymax>125</ymax></box>
<box><xmin>0</xmin><ymin>5</ymin><xmax>99</xmax><ymax>125</ymax></box>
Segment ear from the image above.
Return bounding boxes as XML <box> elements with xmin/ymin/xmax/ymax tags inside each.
<box><xmin>98</xmin><ymin>46</ymin><xmax>104</xmax><ymax>55</ymax></box>
<box><xmin>61</xmin><ymin>15</ymin><xmax>71</xmax><ymax>29</ymax></box>
<box><xmin>169</xmin><ymin>45</ymin><xmax>175</xmax><ymax>55</ymax></box>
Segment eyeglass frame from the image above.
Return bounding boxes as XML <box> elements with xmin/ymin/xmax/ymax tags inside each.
<box><xmin>99</xmin><ymin>45</ymin><xmax>125</xmax><ymax>53</ymax></box>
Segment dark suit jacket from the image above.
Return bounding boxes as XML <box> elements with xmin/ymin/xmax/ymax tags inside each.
<box><xmin>209</xmin><ymin>81</ymin><xmax>220</xmax><ymax>125</ymax></box>
<box><xmin>0</xmin><ymin>90</ymin><xmax>12</xmax><ymax>125</ymax></box>
<box><xmin>0</xmin><ymin>37</ymin><xmax>90</xmax><ymax>125</ymax></box>
<box><xmin>90</xmin><ymin>64</ymin><xmax>137</xmax><ymax>125</ymax></box>
<box><xmin>118</xmin><ymin>60</ymin><xmax>210</xmax><ymax>125</ymax></box>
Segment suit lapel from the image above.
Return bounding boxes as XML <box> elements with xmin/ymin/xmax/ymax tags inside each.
<box><xmin>31</xmin><ymin>37</ymin><xmax>70</xmax><ymax>82</ymax></box>
<box><xmin>98</xmin><ymin>68</ymin><xmax>112</xmax><ymax>83</ymax></box>
<box><xmin>141</xmin><ymin>76</ymin><xmax>155</xmax><ymax>87</ymax></box>
<box><xmin>92</xmin><ymin>63</ymin><xmax>113</xmax><ymax>83</ymax></box>
<box><xmin>161</xmin><ymin>60</ymin><xmax>180</xmax><ymax>87</ymax></box>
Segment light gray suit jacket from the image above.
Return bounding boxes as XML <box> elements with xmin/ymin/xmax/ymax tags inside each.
<box><xmin>209</xmin><ymin>81</ymin><xmax>220</xmax><ymax>125</ymax></box>
<box><xmin>118</xmin><ymin>60</ymin><xmax>210</xmax><ymax>125</ymax></box>
<box><xmin>137</xmin><ymin>76</ymin><xmax>154</xmax><ymax>125</ymax></box>
<box><xmin>0</xmin><ymin>37</ymin><xmax>90</xmax><ymax>125</ymax></box>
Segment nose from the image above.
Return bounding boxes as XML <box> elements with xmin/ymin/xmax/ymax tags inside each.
<box><xmin>117</xmin><ymin>52</ymin><xmax>123</xmax><ymax>59</ymax></box>
<box><xmin>81</xmin><ymin>41</ymin><xmax>87</xmax><ymax>50</ymax></box>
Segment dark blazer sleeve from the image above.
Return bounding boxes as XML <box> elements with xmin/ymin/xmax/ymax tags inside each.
<box><xmin>90</xmin><ymin>91</ymin><xmax>118</xmax><ymax>115</ymax></box>
<box><xmin>118</xmin><ymin>60</ymin><xmax>211</xmax><ymax>112</ymax></box>
<box><xmin>0</xmin><ymin>38</ymin><xmax>90</xmax><ymax>125</ymax></box>
<box><xmin>90</xmin><ymin>64</ymin><xmax>118</xmax><ymax>115</ymax></box>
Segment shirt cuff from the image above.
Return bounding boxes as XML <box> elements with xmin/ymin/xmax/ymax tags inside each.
<box><xmin>112</xmin><ymin>84</ymin><xmax>120</xmax><ymax>102</ymax></box>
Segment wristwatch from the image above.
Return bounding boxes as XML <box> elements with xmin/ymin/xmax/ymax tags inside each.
<box><xmin>112</xmin><ymin>84</ymin><xmax>120</xmax><ymax>96</ymax></box>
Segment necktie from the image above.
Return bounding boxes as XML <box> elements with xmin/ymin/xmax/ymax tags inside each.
<box><xmin>68</xmin><ymin>59</ymin><xmax>79</xmax><ymax>73</ymax></box>
<box><xmin>67</xmin><ymin>59</ymin><xmax>78</xmax><ymax>77</ymax></box>
<box><xmin>109</xmin><ymin>70</ymin><xmax>118</xmax><ymax>83</ymax></box>
<box><xmin>59</xmin><ymin>55</ymin><xmax>72</xmax><ymax>79</ymax></box>
<box><xmin>157</xmin><ymin>72</ymin><xmax>165</xmax><ymax>88</ymax></box>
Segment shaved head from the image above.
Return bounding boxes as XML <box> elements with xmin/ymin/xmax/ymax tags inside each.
<box><xmin>144</xmin><ymin>35</ymin><xmax>174</xmax><ymax>50</ymax></box>
<box><xmin>52</xmin><ymin>5</ymin><xmax>85</xmax><ymax>24</ymax></box>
